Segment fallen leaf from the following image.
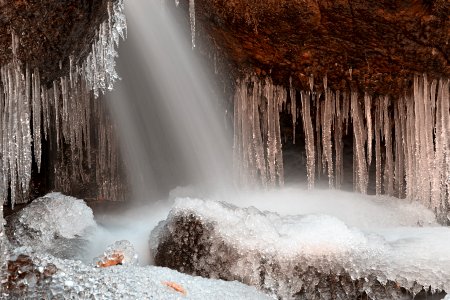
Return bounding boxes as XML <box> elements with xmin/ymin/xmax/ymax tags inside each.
<box><xmin>162</xmin><ymin>281</ymin><xmax>187</xmax><ymax>295</ymax></box>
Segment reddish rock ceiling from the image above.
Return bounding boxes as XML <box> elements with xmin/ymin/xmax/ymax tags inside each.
<box><xmin>0</xmin><ymin>0</ymin><xmax>448</xmax><ymax>96</ymax></box>
<box><xmin>196</xmin><ymin>0</ymin><xmax>450</xmax><ymax>95</ymax></box>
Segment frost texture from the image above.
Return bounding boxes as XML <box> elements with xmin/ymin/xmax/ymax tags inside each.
<box><xmin>152</xmin><ymin>197</ymin><xmax>450</xmax><ymax>298</ymax></box>
<box><xmin>5</xmin><ymin>193</ymin><xmax>96</xmax><ymax>257</ymax></box>
<box><xmin>4</xmin><ymin>250</ymin><xmax>271</xmax><ymax>300</ymax></box>
<box><xmin>0</xmin><ymin>0</ymin><xmax>126</xmax><ymax>207</ymax></box>
<box><xmin>234</xmin><ymin>75</ymin><xmax>450</xmax><ymax>218</ymax></box>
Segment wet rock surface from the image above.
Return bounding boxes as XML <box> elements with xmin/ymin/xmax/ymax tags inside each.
<box><xmin>150</xmin><ymin>199</ymin><xmax>448</xmax><ymax>299</ymax></box>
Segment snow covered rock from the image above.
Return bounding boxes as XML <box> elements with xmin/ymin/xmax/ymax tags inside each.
<box><xmin>94</xmin><ymin>240</ymin><xmax>139</xmax><ymax>267</ymax></box>
<box><xmin>2</xmin><ymin>250</ymin><xmax>271</xmax><ymax>300</ymax></box>
<box><xmin>5</xmin><ymin>193</ymin><xmax>96</xmax><ymax>259</ymax></box>
<box><xmin>150</xmin><ymin>198</ymin><xmax>450</xmax><ymax>299</ymax></box>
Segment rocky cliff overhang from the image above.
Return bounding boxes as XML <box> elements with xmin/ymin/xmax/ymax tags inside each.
<box><xmin>1</xmin><ymin>0</ymin><xmax>448</xmax><ymax>93</ymax></box>
<box><xmin>195</xmin><ymin>0</ymin><xmax>449</xmax><ymax>94</ymax></box>
<box><xmin>0</xmin><ymin>0</ymin><xmax>110</xmax><ymax>86</ymax></box>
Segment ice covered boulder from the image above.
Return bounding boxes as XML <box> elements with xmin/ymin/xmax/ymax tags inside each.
<box><xmin>3</xmin><ymin>250</ymin><xmax>271</xmax><ymax>299</ymax></box>
<box><xmin>94</xmin><ymin>240</ymin><xmax>139</xmax><ymax>267</ymax></box>
<box><xmin>150</xmin><ymin>198</ymin><xmax>450</xmax><ymax>299</ymax></box>
<box><xmin>5</xmin><ymin>193</ymin><xmax>96</xmax><ymax>259</ymax></box>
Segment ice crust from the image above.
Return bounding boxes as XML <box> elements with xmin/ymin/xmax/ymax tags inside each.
<box><xmin>4</xmin><ymin>250</ymin><xmax>271</xmax><ymax>300</ymax></box>
<box><xmin>6</xmin><ymin>192</ymin><xmax>96</xmax><ymax>256</ymax></box>
<box><xmin>151</xmin><ymin>194</ymin><xmax>450</xmax><ymax>294</ymax></box>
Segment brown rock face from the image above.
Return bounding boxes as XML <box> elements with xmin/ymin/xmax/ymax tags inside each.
<box><xmin>0</xmin><ymin>0</ymin><xmax>109</xmax><ymax>85</ymax></box>
<box><xmin>195</xmin><ymin>0</ymin><xmax>449</xmax><ymax>94</ymax></box>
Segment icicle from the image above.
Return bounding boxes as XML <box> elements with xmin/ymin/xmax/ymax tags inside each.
<box><xmin>394</xmin><ymin>97</ymin><xmax>405</xmax><ymax>197</ymax></box>
<box><xmin>251</xmin><ymin>77</ymin><xmax>267</xmax><ymax>186</ymax></box>
<box><xmin>382</xmin><ymin>96</ymin><xmax>394</xmax><ymax>196</ymax></box>
<box><xmin>41</xmin><ymin>86</ymin><xmax>49</xmax><ymax>140</ymax></box>
<box><xmin>431</xmin><ymin>78</ymin><xmax>449</xmax><ymax>213</ymax></box>
<box><xmin>322</xmin><ymin>76</ymin><xmax>334</xmax><ymax>188</ymax></box>
<box><xmin>265</xmin><ymin>78</ymin><xmax>278</xmax><ymax>186</ymax></box>
<box><xmin>342</xmin><ymin>91</ymin><xmax>350</xmax><ymax>134</ymax></box>
<box><xmin>301</xmin><ymin>91</ymin><xmax>315</xmax><ymax>189</ymax></box>
<box><xmin>364</xmin><ymin>92</ymin><xmax>373</xmax><ymax>167</ymax></box>
<box><xmin>350</xmin><ymin>90</ymin><xmax>368</xmax><ymax>194</ymax></box>
<box><xmin>374</xmin><ymin>97</ymin><xmax>383</xmax><ymax>195</ymax></box>
<box><xmin>233</xmin><ymin>76</ymin><xmax>285</xmax><ymax>187</ymax></box>
<box><xmin>334</xmin><ymin>91</ymin><xmax>344</xmax><ymax>189</ymax></box>
<box><xmin>309</xmin><ymin>74</ymin><xmax>314</xmax><ymax>92</ymax></box>
<box><xmin>189</xmin><ymin>0</ymin><xmax>196</xmax><ymax>49</ymax></box>
<box><xmin>315</xmin><ymin>92</ymin><xmax>322</xmax><ymax>181</ymax></box>
<box><xmin>32</xmin><ymin>68</ymin><xmax>42</xmax><ymax>172</ymax></box>
<box><xmin>405</xmin><ymin>94</ymin><xmax>415</xmax><ymax>200</ymax></box>
<box><xmin>290</xmin><ymin>77</ymin><xmax>296</xmax><ymax>144</ymax></box>
<box><xmin>275</xmin><ymin>86</ymin><xmax>285</xmax><ymax>186</ymax></box>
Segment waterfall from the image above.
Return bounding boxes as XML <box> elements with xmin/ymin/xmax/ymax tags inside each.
<box><xmin>106</xmin><ymin>0</ymin><xmax>232</xmax><ymax>202</ymax></box>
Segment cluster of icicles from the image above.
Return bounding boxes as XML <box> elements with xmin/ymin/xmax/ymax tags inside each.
<box><xmin>233</xmin><ymin>74</ymin><xmax>450</xmax><ymax>217</ymax></box>
<box><xmin>0</xmin><ymin>0</ymin><xmax>126</xmax><ymax>207</ymax></box>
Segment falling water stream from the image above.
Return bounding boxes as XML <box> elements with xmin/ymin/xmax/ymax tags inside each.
<box><xmin>107</xmin><ymin>1</ymin><xmax>232</xmax><ymax>201</ymax></box>
<box><xmin>87</xmin><ymin>0</ymin><xmax>233</xmax><ymax>263</ymax></box>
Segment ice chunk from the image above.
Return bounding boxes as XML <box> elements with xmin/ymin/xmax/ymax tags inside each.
<box><xmin>94</xmin><ymin>240</ymin><xmax>139</xmax><ymax>267</ymax></box>
<box><xmin>5</xmin><ymin>193</ymin><xmax>96</xmax><ymax>258</ymax></box>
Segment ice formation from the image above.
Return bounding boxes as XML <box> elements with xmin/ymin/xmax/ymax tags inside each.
<box><xmin>233</xmin><ymin>75</ymin><xmax>285</xmax><ymax>187</ymax></box>
<box><xmin>5</xmin><ymin>193</ymin><xmax>96</xmax><ymax>258</ymax></box>
<box><xmin>94</xmin><ymin>240</ymin><xmax>139</xmax><ymax>267</ymax></box>
<box><xmin>4</xmin><ymin>250</ymin><xmax>271</xmax><ymax>299</ymax></box>
<box><xmin>189</xmin><ymin>0</ymin><xmax>196</xmax><ymax>48</ymax></box>
<box><xmin>151</xmin><ymin>196</ymin><xmax>450</xmax><ymax>298</ymax></box>
<box><xmin>233</xmin><ymin>74</ymin><xmax>450</xmax><ymax>219</ymax></box>
<box><xmin>0</xmin><ymin>0</ymin><xmax>126</xmax><ymax>207</ymax></box>
<box><xmin>0</xmin><ymin>203</ymin><xmax>6</xmax><ymax>296</ymax></box>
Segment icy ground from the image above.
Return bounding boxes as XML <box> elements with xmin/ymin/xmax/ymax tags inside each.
<box><xmin>6</xmin><ymin>248</ymin><xmax>270</xmax><ymax>300</ymax></box>
<box><xmin>5</xmin><ymin>188</ymin><xmax>450</xmax><ymax>298</ymax></box>
<box><xmin>3</xmin><ymin>193</ymin><xmax>270</xmax><ymax>299</ymax></box>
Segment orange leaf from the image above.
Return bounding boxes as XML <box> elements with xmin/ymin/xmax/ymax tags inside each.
<box><xmin>162</xmin><ymin>281</ymin><xmax>187</xmax><ymax>295</ymax></box>
<box><xmin>97</xmin><ymin>253</ymin><xmax>124</xmax><ymax>268</ymax></box>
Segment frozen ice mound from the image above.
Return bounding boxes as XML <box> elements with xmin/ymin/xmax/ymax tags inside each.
<box><xmin>5</xmin><ymin>192</ymin><xmax>96</xmax><ymax>259</ymax></box>
<box><xmin>94</xmin><ymin>240</ymin><xmax>139</xmax><ymax>267</ymax></box>
<box><xmin>3</xmin><ymin>249</ymin><xmax>272</xmax><ymax>300</ymax></box>
<box><xmin>150</xmin><ymin>197</ymin><xmax>450</xmax><ymax>299</ymax></box>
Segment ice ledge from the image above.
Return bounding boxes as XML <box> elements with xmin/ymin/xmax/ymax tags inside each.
<box><xmin>150</xmin><ymin>197</ymin><xmax>450</xmax><ymax>299</ymax></box>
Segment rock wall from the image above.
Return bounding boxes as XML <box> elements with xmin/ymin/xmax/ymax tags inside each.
<box><xmin>194</xmin><ymin>0</ymin><xmax>449</xmax><ymax>94</ymax></box>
